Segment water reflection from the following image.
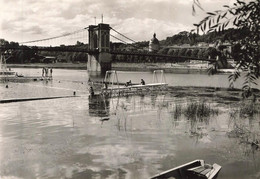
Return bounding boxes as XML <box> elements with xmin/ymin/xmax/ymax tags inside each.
<box><xmin>88</xmin><ymin>95</ymin><xmax>110</xmax><ymax>118</ymax></box>
<box><xmin>1</xmin><ymin>68</ymin><xmax>260</xmax><ymax>179</ymax></box>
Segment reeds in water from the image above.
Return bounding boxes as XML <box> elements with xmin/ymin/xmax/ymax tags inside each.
<box><xmin>184</xmin><ymin>101</ymin><xmax>219</xmax><ymax>121</ymax></box>
<box><xmin>239</xmin><ymin>102</ymin><xmax>260</xmax><ymax>118</ymax></box>
<box><xmin>229</xmin><ymin>102</ymin><xmax>260</xmax><ymax>120</ymax></box>
<box><xmin>170</xmin><ymin>101</ymin><xmax>218</xmax><ymax>121</ymax></box>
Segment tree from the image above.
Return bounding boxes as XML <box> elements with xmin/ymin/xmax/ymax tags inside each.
<box><xmin>185</xmin><ymin>49</ymin><xmax>192</xmax><ymax>57</ymax></box>
<box><xmin>197</xmin><ymin>49</ymin><xmax>205</xmax><ymax>59</ymax></box>
<box><xmin>193</xmin><ymin>0</ymin><xmax>260</xmax><ymax>94</ymax></box>
<box><xmin>158</xmin><ymin>47</ymin><xmax>169</xmax><ymax>54</ymax></box>
<box><xmin>167</xmin><ymin>49</ymin><xmax>175</xmax><ymax>55</ymax></box>
<box><xmin>191</xmin><ymin>49</ymin><xmax>199</xmax><ymax>58</ymax></box>
<box><xmin>206</xmin><ymin>47</ymin><xmax>218</xmax><ymax>59</ymax></box>
<box><xmin>172</xmin><ymin>49</ymin><xmax>180</xmax><ymax>57</ymax></box>
<box><xmin>178</xmin><ymin>48</ymin><xmax>187</xmax><ymax>57</ymax></box>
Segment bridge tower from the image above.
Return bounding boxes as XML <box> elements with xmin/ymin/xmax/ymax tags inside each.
<box><xmin>87</xmin><ymin>23</ymin><xmax>111</xmax><ymax>73</ymax></box>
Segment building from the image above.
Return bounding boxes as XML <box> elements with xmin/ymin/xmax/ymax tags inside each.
<box><xmin>149</xmin><ymin>33</ymin><xmax>160</xmax><ymax>52</ymax></box>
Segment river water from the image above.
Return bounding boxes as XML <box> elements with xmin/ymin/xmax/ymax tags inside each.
<box><xmin>0</xmin><ymin>68</ymin><xmax>260</xmax><ymax>179</ymax></box>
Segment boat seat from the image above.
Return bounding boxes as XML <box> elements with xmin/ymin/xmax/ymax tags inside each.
<box><xmin>188</xmin><ymin>165</ymin><xmax>212</xmax><ymax>176</ymax></box>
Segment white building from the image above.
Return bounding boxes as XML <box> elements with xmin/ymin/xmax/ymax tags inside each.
<box><xmin>149</xmin><ymin>33</ymin><xmax>160</xmax><ymax>52</ymax></box>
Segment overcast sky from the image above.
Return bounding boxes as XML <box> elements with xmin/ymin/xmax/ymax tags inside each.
<box><xmin>0</xmin><ymin>0</ymin><xmax>236</xmax><ymax>45</ymax></box>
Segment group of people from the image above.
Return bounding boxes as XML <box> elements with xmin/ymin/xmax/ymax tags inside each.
<box><xmin>125</xmin><ymin>79</ymin><xmax>145</xmax><ymax>86</ymax></box>
<box><xmin>42</xmin><ymin>67</ymin><xmax>53</xmax><ymax>77</ymax></box>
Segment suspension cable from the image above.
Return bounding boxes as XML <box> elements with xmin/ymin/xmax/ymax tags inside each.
<box><xmin>110</xmin><ymin>27</ymin><xmax>137</xmax><ymax>44</ymax></box>
<box><xmin>110</xmin><ymin>34</ymin><xmax>138</xmax><ymax>49</ymax></box>
<box><xmin>110</xmin><ymin>34</ymin><xmax>128</xmax><ymax>44</ymax></box>
<box><xmin>20</xmin><ymin>27</ymin><xmax>89</xmax><ymax>44</ymax></box>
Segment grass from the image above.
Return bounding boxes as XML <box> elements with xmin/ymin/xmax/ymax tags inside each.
<box><xmin>229</xmin><ymin>102</ymin><xmax>260</xmax><ymax>120</ymax></box>
<box><xmin>227</xmin><ymin>102</ymin><xmax>260</xmax><ymax>146</ymax></box>
<box><xmin>184</xmin><ymin>101</ymin><xmax>219</xmax><ymax>121</ymax></box>
<box><xmin>170</xmin><ymin>101</ymin><xmax>219</xmax><ymax>121</ymax></box>
<box><xmin>239</xmin><ymin>102</ymin><xmax>260</xmax><ymax>118</ymax></box>
<box><xmin>173</xmin><ymin>104</ymin><xmax>182</xmax><ymax>120</ymax></box>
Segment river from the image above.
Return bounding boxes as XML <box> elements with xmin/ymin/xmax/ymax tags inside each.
<box><xmin>0</xmin><ymin>68</ymin><xmax>260</xmax><ymax>179</ymax></box>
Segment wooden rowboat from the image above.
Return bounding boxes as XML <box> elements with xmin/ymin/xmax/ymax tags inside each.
<box><xmin>151</xmin><ymin>160</ymin><xmax>221</xmax><ymax>179</ymax></box>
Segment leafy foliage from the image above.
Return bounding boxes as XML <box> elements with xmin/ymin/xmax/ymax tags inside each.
<box><xmin>193</xmin><ymin>0</ymin><xmax>260</xmax><ymax>94</ymax></box>
<box><xmin>0</xmin><ymin>39</ymin><xmax>88</xmax><ymax>63</ymax></box>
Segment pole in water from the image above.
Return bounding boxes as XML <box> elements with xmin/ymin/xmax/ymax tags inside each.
<box><xmin>6</xmin><ymin>85</ymin><xmax>8</xmax><ymax>88</ymax></box>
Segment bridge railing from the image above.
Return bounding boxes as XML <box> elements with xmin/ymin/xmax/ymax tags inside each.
<box><xmin>1</xmin><ymin>45</ymin><xmax>216</xmax><ymax>63</ymax></box>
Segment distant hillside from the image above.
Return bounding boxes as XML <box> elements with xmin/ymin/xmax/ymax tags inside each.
<box><xmin>160</xmin><ymin>28</ymin><xmax>250</xmax><ymax>46</ymax></box>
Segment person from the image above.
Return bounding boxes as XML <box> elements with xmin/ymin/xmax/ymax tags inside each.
<box><xmin>89</xmin><ymin>86</ymin><xmax>94</xmax><ymax>96</ymax></box>
<box><xmin>50</xmin><ymin>68</ymin><xmax>53</xmax><ymax>77</ymax></box>
<box><xmin>104</xmin><ymin>81</ymin><xmax>108</xmax><ymax>89</ymax></box>
<box><xmin>45</xmin><ymin>67</ymin><xmax>49</xmax><ymax>77</ymax></box>
<box><xmin>42</xmin><ymin>67</ymin><xmax>45</xmax><ymax>77</ymax></box>
<box><xmin>125</xmin><ymin>80</ymin><xmax>132</xmax><ymax>87</ymax></box>
<box><xmin>141</xmin><ymin>79</ymin><xmax>145</xmax><ymax>85</ymax></box>
<box><xmin>88</xmin><ymin>78</ymin><xmax>94</xmax><ymax>87</ymax></box>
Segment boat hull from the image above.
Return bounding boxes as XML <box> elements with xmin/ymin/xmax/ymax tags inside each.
<box><xmin>151</xmin><ymin>160</ymin><xmax>221</xmax><ymax>179</ymax></box>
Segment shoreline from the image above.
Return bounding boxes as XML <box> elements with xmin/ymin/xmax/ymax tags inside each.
<box><xmin>6</xmin><ymin>62</ymin><xmax>234</xmax><ymax>74</ymax></box>
<box><xmin>6</xmin><ymin>63</ymin><xmax>88</xmax><ymax>70</ymax></box>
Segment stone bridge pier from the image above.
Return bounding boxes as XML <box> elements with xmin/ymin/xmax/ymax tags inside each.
<box><xmin>87</xmin><ymin>23</ymin><xmax>111</xmax><ymax>74</ymax></box>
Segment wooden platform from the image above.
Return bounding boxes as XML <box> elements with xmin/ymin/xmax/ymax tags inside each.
<box><xmin>101</xmin><ymin>83</ymin><xmax>168</xmax><ymax>97</ymax></box>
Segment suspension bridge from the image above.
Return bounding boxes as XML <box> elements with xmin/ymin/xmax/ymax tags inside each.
<box><xmin>0</xmin><ymin>23</ymin><xmax>215</xmax><ymax>73</ymax></box>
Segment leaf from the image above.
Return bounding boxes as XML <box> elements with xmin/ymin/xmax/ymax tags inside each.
<box><xmin>200</xmin><ymin>25</ymin><xmax>204</xmax><ymax>32</ymax></box>
<box><xmin>222</xmin><ymin>12</ymin><xmax>227</xmax><ymax>18</ymax></box>
<box><xmin>237</xmin><ymin>0</ymin><xmax>246</xmax><ymax>5</ymax></box>
<box><xmin>233</xmin><ymin>17</ymin><xmax>238</xmax><ymax>25</ymax></box>
<box><xmin>207</xmin><ymin>12</ymin><xmax>216</xmax><ymax>15</ymax></box>
<box><xmin>222</xmin><ymin>23</ymin><xmax>225</xmax><ymax>31</ymax></box>
<box><xmin>218</xmin><ymin>25</ymin><xmax>221</xmax><ymax>32</ymax></box>
<box><xmin>192</xmin><ymin>4</ymin><xmax>196</xmax><ymax>15</ymax></box>
<box><xmin>224</xmin><ymin>21</ymin><xmax>229</xmax><ymax>28</ymax></box>
<box><xmin>223</xmin><ymin>5</ymin><xmax>229</xmax><ymax>8</ymax></box>
<box><xmin>229</xmin><ymin>9</ymin><xmax>235</xmax><ymax>15</ymax></box>
<box><xmin>217</xmin><ymin>15</ymin><xmax>221</xmax><ymax>23</ymax></box>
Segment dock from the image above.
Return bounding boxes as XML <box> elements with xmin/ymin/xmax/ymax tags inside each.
<box><xmin>101</xmin><ymin>83</ymin><xmax>168</xmax><ymax>97</ymax></box>
<box><xmin>95</xmin><ymin>70</ymin><xmax>168</xmax><ymax>97</ymax></box>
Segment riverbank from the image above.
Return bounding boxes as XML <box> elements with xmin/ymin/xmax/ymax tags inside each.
<box><xmin>6</xmin><ymin>62</ymin><xmax>210</xmax><ymax>73</ymax></box>
<box><xmin>6</xmin><ymin>63</ymin><xmax>88</xmax><ymax>69</ymax></box>
<box><xmin>112</xmin><ymin>62</ymin><xmax>209</xmax><ymax>73</ymax></box>
<box><xmin>6</xmin><ymin>62</ymin><xmax>235</xmax><ymax>74</ymax></box>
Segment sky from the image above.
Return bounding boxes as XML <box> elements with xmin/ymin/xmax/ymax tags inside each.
<box><xmin>0</xmin><ymin>0</ymin><xmax>236</xmax><ymax>45</ymax></box>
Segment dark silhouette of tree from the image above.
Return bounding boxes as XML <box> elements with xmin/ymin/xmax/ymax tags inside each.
<box><xmin>158</xmin><ymin>48</ymin><xmax>169</xmax><ymax>54</ymax></box>
<box><xmin>178</xmin><ymin>48</ymin><xmax>187</xmax><ymax>57</ymax></box>
<box><xmin>167</xmin><ymin>49</ymin><xmax>175</xmax><ymax>55</ymax></box>
<box><xmin>191</xmin><ymin>49</ymin><xmax>199</xmax><ymax>58</ymax></box>
<box><xmin>193</xmin><ymin>0</ymin><xmax>260</xmax><ymax>95</ymax></box>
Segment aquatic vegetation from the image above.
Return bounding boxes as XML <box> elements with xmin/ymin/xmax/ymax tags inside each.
<box><xmin>170</xmin><ymin>101</ymin><xmax>218</xmax><ymax>122</ymax></box>
<box><xmin>239</xmin><ymin>102</ymin><xmax>260</xmax><ymax>118</ymax></box>
<box><xmin>172</xmin><ymin>104</ymin><xmax>182</xmax><ymax>120</ymax></box>
<box><xmin>228</xmin><ymin>102</ymin><xmax>260</xmax><ymax>121</ymax></box>
<box><xmin>227</xmin><ymin>102</ymin><xmax>260</xmax><ymax>152</ymax></box>
<box><xmin>184</xmin><ymin>101</ymin><xmax>219</xmax><ymax>121</ymax></box>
